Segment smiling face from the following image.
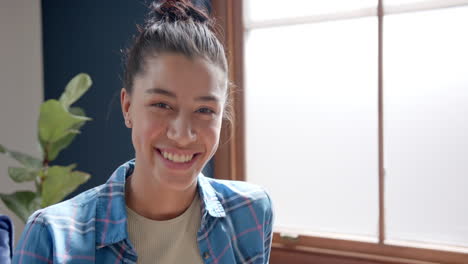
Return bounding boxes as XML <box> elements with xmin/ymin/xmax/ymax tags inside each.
<box><xmin>121</xmin><ymin>53</ymin><xmax>227</xmax><ymax>192</ymax></box>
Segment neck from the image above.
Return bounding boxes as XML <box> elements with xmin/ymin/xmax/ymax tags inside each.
<box><xmin>125</xmin><ymin>166</ymin><xmax>197</xmax><ymax>221</ymax></box>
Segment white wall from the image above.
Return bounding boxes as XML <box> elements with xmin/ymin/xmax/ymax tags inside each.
<box><xmin>0</xmin><ymin>0</ymin><xmax>43</xmax><ymax>245</ymax></box>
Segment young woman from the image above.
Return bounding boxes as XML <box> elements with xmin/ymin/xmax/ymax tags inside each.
<box><xmin>13</xmin><ymin>1</ymin><xmax>273</xmax><ymax>263</ymax></box>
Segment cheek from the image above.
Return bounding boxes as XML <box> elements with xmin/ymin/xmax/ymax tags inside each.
<box><xmin>132</xmin><ymin>112</ymin><xmax>167</xmax><ymax>146</ymax></box>
<box><xmin>201</xmin><ymin>120</ymin><xmax>222</xmax><ymax>152</ymax></box>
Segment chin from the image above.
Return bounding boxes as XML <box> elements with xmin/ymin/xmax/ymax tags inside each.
<box><xmin>156</xmin><ymin>169</ymin><xmax>199</xmax><ymax>191</ymax></box>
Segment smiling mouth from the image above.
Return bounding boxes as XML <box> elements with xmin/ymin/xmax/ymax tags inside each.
<box><xmin>156</xmin><ymin>149</ymin><xmax>200</xmax><ymax>163</ymax></box>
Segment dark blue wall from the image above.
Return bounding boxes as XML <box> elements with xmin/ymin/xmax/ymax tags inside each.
<box><xmin>41</xmin><ymin>0</ymin><xmax>213</xmax><ymax>197</ymax></box>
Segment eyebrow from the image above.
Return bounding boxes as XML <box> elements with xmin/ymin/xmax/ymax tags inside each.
<box><xmin>145</xmin><ymin>88</ymin><xmax>176</xmax><ymax>98</ymax></box>
<box><xmin>145</xmin><ymin>88</ymin><xmax>220</xmax><ymax>102</ymax></box>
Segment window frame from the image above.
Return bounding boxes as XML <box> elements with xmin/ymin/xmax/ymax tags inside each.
<box><xmin>211</xmin><ymin>0</ymin><xmax>468</xmax><ymax>263</ymax></box>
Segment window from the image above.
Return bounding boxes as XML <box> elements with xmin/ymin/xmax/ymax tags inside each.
<box><xmin>384</xmin><ymin>5</ymin><xmax>468</xmax><ymax>249</ymax></box>
<box><xmin>212</xmin><ymin>0</ymin><xmax>468</xmax><ymax>263</ymax></box>
<box><xmin>245</xmin><ymin>4</ymin><xmax>379</xmax><ymax>242</ymax></box>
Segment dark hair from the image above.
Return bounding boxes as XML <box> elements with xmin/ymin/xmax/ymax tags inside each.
<box><xmin>123</xmin><ymin>0</ymin><xmax>232</xmax><ymax>120</ymax></box>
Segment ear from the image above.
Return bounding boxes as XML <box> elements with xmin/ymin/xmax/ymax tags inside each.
<box><xmin>121</xmin><ymin>88</ymin><xmax>132</xmax><ymax>128</ymax></box>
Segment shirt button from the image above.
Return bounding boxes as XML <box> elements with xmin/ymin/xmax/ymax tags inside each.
<box><xmin>203</xmin><ymin>252</ymin><xmax>210</xmax><ymax>259</ymax></box>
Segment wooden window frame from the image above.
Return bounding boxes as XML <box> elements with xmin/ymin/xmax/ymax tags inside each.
<box><xmin>211</xmin><ymin>0</ymin><xmax>468</xmax><ymax>263</ymax></box>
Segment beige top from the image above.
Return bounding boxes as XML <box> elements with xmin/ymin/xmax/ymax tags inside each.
<box><xmin>126</xmin><ymin>194</ymin><xmax>204</xmax><ymax>264</ymax></box>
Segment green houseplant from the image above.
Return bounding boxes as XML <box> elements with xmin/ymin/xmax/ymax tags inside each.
<box><xmin>0</xmin><ymin>73</ymin><xmax>93</xmax><ymax>223</ymax></box>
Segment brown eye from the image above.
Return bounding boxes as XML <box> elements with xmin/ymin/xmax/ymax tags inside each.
<box><xmin>197</xmin><ymin>107</ymin><xmax>215</xmax><ymax>114</ymax></box>
<box><xmin>152</xmin><ymin>102</ymin><xmax>171</xmax><ymax>110</ymax></box>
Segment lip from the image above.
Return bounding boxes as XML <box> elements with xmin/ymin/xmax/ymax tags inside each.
<box><xmin>155</xmin><ymin>148</ymin><xmax>201</xmax><ymax>170</ymax></box>
<box><xmin>157</xmin><ymin>148</ymin><xmax>199</xmax><ymax>156</ymax></box>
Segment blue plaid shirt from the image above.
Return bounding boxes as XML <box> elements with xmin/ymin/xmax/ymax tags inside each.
<box><xmin>12</xmin><ymin>160</ymin><xmax>273</xmax><ymax>263</ymax></box>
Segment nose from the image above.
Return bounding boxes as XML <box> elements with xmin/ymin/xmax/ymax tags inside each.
<box><xmin>167</xmin><ymin>113</ymin><xmax>197</xmax><ymax>146</ymax></box>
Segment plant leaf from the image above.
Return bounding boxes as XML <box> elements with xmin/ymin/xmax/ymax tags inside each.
<box><xmin>69</xmin><ymin>107</ymin><xmax>90</xmax><ymax>131</ymax></box>
<box><xmin>0</xmin><ymin>144</ymin><xmax>42</xmax><ymax>169</ymax></box>
<box><xmin>0</xmin><ymin>191</ymin><xmax>38</xmax><ymax>223</ymax></box>
<box><xmin>28</xmin><ymin>196</ymin><xmax>42</xmax><ymax>215</ymax></box>
<box><xmin>43</xmin><ymin>107</ymin><xmax>90</xmax><ymax>162</ymax></box>
<box><xmin>45</xmin><ymin>133</ymin><xmax>77</xmax><ymax>162</ymax></box>
<box><xmin>38</xmin><ymin>100</ymin><xmax>90</xmax><ymax>145</ymax></box>
<box><xmin>8</xmin><ymin>167</ymin><xmax>39</xmax><ymax>182</ymax></box>
<box><xmin>59</xmin><ymin>73</ymin><xmax>92</xmax><ymax>109</ymax></box>
<box><xmin>8</xmin><ymin>150</ymin><xmax>42</xmax><ymax>169</ymax></box>
<box><xmin>69</xmin><ymin>106</ymin><xmax>86</xmax><ymax>117</ymax></box>
<box><xmin>41</xmin><ymin>165</ymin><xmax>90</xmax><ymax>207</ymax></box>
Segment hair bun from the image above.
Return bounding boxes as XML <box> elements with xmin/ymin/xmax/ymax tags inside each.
<box><xmin>148</xmin><ymin>0</ymin><xmax>210</xmax><ymax>24</ymax></box>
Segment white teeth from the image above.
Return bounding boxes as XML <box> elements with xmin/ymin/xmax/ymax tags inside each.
<box><xmin>161</xmin><ymin>151</ymin><xmax>194</xmax><ymax>163</ymax></box>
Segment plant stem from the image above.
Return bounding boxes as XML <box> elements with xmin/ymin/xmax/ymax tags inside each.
<box><xmin>39</xmin><ymin>147</ymin><xmax>50</xmax><ymax>193</ymax></box>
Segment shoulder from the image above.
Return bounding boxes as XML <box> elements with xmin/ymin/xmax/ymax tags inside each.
<box><xmin>12</xmin><ymin>184</ymin><xmax>106</xmax><ymax>263</ymax></box>
<box><xmin>12</xmin><ymin>209</ymin><xmax>53</xmax><ymax>263</ymax></box>
<box><xmin>206</xmin><ymin>177</ymin><xmax>271</xmax><ymax>201</ymax></box>
<box><xmin>202</xmin><ymin>176</ymin><xmax>273</xmax><ymax>218</ymax></box>
<box><xmin>199</xmin><ymin>176</ymin><xmax>275</xmax><ymax>261</ymax></box>
<box><xmin>18</xmin><ymin>183</ymin><xmax>104</xmax><ymax>234</ymax></box>
<box><xmin>33</xmin><ymin>183</ymin><xmax>104</xmax><ymax>224</ymax></box>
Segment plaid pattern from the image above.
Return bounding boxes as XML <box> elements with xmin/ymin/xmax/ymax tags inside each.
<box><xmin>12</xmin><ymin>160</ymin><xmax>274</xmax><ymax>263</ymax></box>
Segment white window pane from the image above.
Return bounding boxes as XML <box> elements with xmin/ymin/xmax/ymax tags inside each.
<box><xmin>245</xmin><ymin>18</ymin><xmax>378</xmax><ymax>238</ymax></box>
<box><xmin>246</xmin><ymin>0</ymin><xmax>377</xmax><ymax>22</ymax></box>
<box><xmin>384</xmin><ymin>7</ymin><xmax>468</xmax><ymax>247</ymax></box>
<box><xmin>383</xmin><ymin>0</ymin><xmax>468</xmax><ymax>13</ymax></box>
<box><xmin>384</xmin><ymin>0</ymin><xmax>433</xmax><ymax>5</ymax></box>
<box><xmin>384</xmin><ymin>0</ymin><xmax>468</xmax><ymax>7</ymax></box>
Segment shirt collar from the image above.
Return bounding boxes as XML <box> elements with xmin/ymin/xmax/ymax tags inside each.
<box><xmin>95</xmin><ymin>159</ymin><xmax>226</xmax><ymax>248</ymax></box>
